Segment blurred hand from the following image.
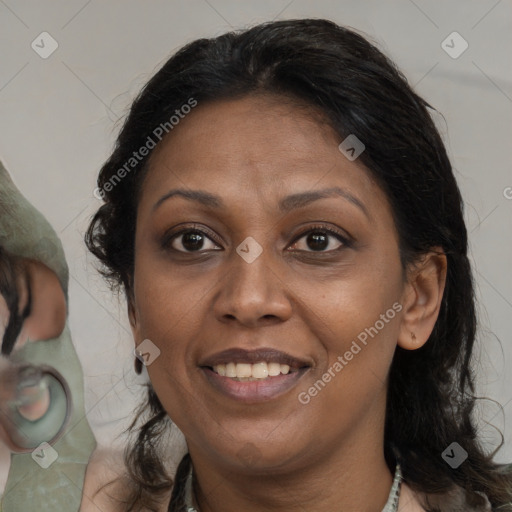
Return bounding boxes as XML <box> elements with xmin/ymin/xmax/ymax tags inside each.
<box><xmin>0</xmin><ymin>253</ymin><xmax>67</xmax><ymax>451</ymax></box>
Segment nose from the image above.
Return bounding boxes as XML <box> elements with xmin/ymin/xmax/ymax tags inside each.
<box><xmin>212</xmin><ymin>242</ymin><xmax>293</xmax><ymax>327</ymax></box>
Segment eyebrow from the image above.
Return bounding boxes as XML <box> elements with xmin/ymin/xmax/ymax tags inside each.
<box><xmin>152</xmin><ymin>186</ymin><xmax>370</xmax><ymax>219</ymax></box>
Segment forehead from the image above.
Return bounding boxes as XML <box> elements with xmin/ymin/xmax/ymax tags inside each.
<box><xmin>139</xmin><ymin>94</ymin><xmax>388</xmax><ymax>216</ymax></box>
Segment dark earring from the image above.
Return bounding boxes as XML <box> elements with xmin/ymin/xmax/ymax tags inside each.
<box><xmin>134</xmin><ymin>357</ymin><xmax>143</xmax><ymax>375</ymax></box>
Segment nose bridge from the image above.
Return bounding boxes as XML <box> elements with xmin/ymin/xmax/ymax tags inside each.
<box><xmin>230</xmin><ymin>235</ymin><xmax>275</xmax><ymax>300</ymax></box>
<box><xmin>235</xmin><ymin>239</ymin><xmax>271</xmax><ymax>288</ymax></box>
<box><xmin>214</xmin><ymin>234</ymin><xmax>291</xmax><ymax>324</ymax></box>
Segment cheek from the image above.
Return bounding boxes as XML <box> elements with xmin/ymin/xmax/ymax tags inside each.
<box><xmin>134</xmin><ymin>256</ymin><xmax>205</xmax><ymax>340</ymax></box>
<box><xmin>135</xmin><ymin>285</ymin><xmax>195</xmax><ymax>376</ymax></box>
<box><xmin>132</xmin><ymin>264</ymin><xmax>208</xmax><ymax>400</ymax></box>
<box><xmin>306</xmin><ymin>267</ymin><xmax>402</xmax><ymax>342</ymax></box>
<box><xmin>298</xmin><ymin>256</ymin><xmax>403</xmax><ymax>391</ymax></box>
<box><xmin>294</xmin><ymin>308</ymin><xmax>399</xmax><ymax>436</ymax></box>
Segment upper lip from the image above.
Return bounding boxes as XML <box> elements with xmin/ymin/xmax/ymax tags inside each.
<box><xmin>199</xmin><ymin>348</ymin><xmax>312</xmax><ymax>370</ymax></box>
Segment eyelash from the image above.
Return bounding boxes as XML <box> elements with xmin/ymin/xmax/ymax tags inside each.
<box><xmin>162</xmin><ymin>223</ymin><xmax>352</xmax><ymax>254</ymax></box>
<box><xmin>290</xmin><ymin>224</ymin><xmax>352</xmax><ymax>252</ymax></box>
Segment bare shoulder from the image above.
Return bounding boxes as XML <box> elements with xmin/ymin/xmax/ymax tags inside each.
<box><xmin>399</xmin><ymin>482</ymin><xmax>428</xmax><ymax>511</ymax></box>
<box><xmin>79</xmin><ymin>447</ymin><xmax>130</xmax><ymax>512</ymax></box>
<box><xmin>79</xmin><ymin>447</ymin><xmax>172</xmax><ymax>512</ymax></box>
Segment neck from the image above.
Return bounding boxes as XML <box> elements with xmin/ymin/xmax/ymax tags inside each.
<box><xmin>188</xmin><ymin>423</ymin><xmax>393</xmax><ymax>512</ymax></box>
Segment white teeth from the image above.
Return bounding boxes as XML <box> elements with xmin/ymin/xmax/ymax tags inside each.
<box><xmin>268</xmin><ymin>362</ymin><xmax>281</xmax><ymax>376</ymax></box>
<box><xmin>212</xmin><ymin>362</ymin><xmax>296</xmax><ymax>379</ymax></box>
<box><xmin>225</xmin><ymin>362</ymin><xmax>236</xmax><ymax>378</ymax></box>
<box><xmin>235</xmin><ymin>363</ymin><xmax>252</xmax><ymax>378</ymax></box>
<box><xmin>252</xmin><ymin>362</ymin><xmax>268</xmax><ymax>379</ymax></box>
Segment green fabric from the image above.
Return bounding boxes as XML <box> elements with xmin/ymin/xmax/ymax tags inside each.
<box><xmin>0</xmin><ymin>162</ymin><xmax>68</xmax><ymax>301</ymax></box>
<box><xmin>0</xmin><ymin>161</ymin><xmax>96</xmax><ymax>510</ymax></box>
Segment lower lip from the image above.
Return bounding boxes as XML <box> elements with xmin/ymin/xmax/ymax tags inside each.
<box><xmin>201</xmin><ymin>367</ymin><xmax>308</xmax><ymax>403</ymax></box>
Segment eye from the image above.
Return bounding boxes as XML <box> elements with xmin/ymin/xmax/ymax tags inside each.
<box><xmin>163</xmin><ymin>227</ymin><xmax>222</xmax><ymax>253</ymax></box>
<box><xmin>288</xmin><ymin>225</ymin><xmax>351</xmax><ymax>253</ymax></box>
<box><xmin>162</xmin><ymin>223</ymin><xmax>351</xmax><ymax>255</ymax></box>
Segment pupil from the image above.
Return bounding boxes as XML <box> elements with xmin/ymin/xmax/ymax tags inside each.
<box><xmin>183</xmin><ymin>232</ymin><xmax>204</xmax><ymax>251</ymax></box>
<box><xmin>308</xmin><ymin>232</ymin><xmax>327</xmax><ymax>251</ymax></box>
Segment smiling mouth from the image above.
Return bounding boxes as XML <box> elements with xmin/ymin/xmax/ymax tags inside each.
<box><xmin>199</xmin><ymin>348</ymin><xmax>311</xmax><ymax>402</ymax></box>
<box><xmin>210</xmin><ymin>361</ymin><xmax>300</xmax><ymax>381</ymax></box>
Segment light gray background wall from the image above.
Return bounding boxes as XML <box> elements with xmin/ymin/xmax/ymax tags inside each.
<box><xmin>0</xmin><ymin>0</ymin><xmax>510</xmax><ymax>486</ymax></box>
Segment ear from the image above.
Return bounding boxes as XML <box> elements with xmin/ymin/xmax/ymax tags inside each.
<box><xmin>18</xmin><ymin>259</ymin><xmax>67</xmax><ymax>345</ymax></box>
<box><xmin>126</xmin><ymin>287</ymin><xmax>139</xmax><ymax>339</ymax></box>
<box><xmin>126</xmin><ymin>287</ymin><xmax>144</xmax><ymax>375</ymax></box>
<box><xmin>397</xmin><ymin>248</ymin><xmax>447</xmax><ymax>351</ymax></box>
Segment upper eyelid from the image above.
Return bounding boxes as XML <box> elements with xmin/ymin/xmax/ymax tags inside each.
<box><xmin>166</xmin><ymin>224</ymin><xmax>349</xmax><ymax>251</ymax></box>
<box><xmin>168</xmin><ymin>224</ymin><xmax>221</xmax><ymax>241</ymax></box>
<box><xmin>164</xmin><ymin>225</ymin><xmax>222</xmax><ymax>251</ymax></box>
<box><xmin>290</xmin><ymin>225</ymin><xmax>350</xmax><ymax>243</ymax></box>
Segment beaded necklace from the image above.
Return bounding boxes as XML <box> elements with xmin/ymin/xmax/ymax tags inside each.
<box><xmin>183</xmin><ymin>463</ymin><xmax>402</xmax><ymax>512</ymax></box>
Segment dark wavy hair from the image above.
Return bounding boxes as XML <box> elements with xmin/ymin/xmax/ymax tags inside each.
<box><xmin>85</xmin><ymin>18</ymin><xmax>512</xmax><ymax>511</ymax></box>
<box><xmin>0</xmin><ymin>247</ymin><xmax>31</xmax><ymax>356</ymax></box>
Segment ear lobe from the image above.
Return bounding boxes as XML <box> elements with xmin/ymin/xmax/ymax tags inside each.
<box><xmin>127</xmin><ymin>292</ymin><xmax>139</xmax><ymax>337</ymax></box>
<box><xmin>126</xmin><ymin>292</ymin><xmax>144</xmax><ymax>375</ymax></box>
<box><xmin>19</xmin><ymin>259</ymin><xmax>67</xmax><ymax>344</ymax></box>
<box><xmin>397</xmin><ymin>248</ymin><xmax>447</xmax><ymax>351</ymax></box>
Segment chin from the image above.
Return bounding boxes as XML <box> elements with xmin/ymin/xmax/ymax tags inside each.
<box><xmin>201</xmin><ymin>432</ymin><xmax>308</xmax><ymax>474</ymax></box>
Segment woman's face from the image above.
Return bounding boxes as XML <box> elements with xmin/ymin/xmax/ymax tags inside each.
<box><xmin>129</xmin><ymin>95</ymin><xmax>413</xmax><ymax>474</ymax></box>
